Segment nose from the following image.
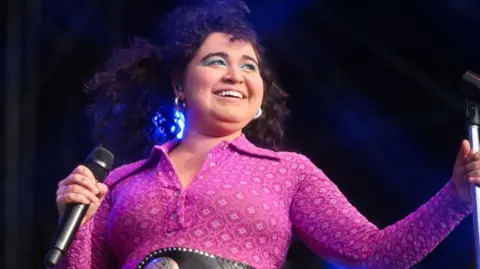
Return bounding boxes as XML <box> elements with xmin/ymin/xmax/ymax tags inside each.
<box><xmin>222</xmin><ymin>65</ymin><xmax>244</xmax><ymax>84</ymax></box>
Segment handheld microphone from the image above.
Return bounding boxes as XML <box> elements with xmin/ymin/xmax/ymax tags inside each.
<box><xmin>44</xmin><ymin>146</ymin><xmax>114</xmax><ymax>268</ymax></box>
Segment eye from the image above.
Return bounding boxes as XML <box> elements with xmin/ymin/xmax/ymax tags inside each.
<box><xmin>203</xmin><ymin>57</ymin><xmax>227</xmax><ymax>67</ymax></box>
<box><xmin>241</xmin><ymin>63</ymin><xmax>258</xmax><ymax>72</ymax></box>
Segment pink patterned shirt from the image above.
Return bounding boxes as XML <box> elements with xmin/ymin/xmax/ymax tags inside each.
<box><xmin>56</xmin><ymin>134</ymin><xmax>472</xmax><ymax>269</ymax></box>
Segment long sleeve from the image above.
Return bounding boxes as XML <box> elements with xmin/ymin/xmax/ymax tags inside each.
<box><xmin>54</xmin><ymin>186</ymin><xmax>116</xmax><ymax>269</ymax></box>
<box><xmin>290</xmin><ymin>154</ymin><xmax>472</xmax><ymax>269</ymax></box>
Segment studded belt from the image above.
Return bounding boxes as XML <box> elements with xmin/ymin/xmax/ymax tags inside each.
<box><xmin>137</xmin><ymin>247</ymin><xmax>255</xmax><ymax>269</ymax></box>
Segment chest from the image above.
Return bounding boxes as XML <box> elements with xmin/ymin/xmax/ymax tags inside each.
<box><xmin>106</xmin><ymin>157</ymin><xmax>296</xmax><ymax>256</ymax></box>
<box><xmin>168</xmin><ymin>153</ymin><xmax>206</xmax><ymax>189</ymax></box>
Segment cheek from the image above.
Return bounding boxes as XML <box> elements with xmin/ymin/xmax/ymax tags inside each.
<box><xmin>249</xmin><ymin>76</ymin><xmax>264</xmax><ymax>103</ymax></box>
<box><xmin>185</xmin><ymin>68</ymin><xmax>218</xmax><ymax>100</ymax></box>
<box><xmin>195</xmin><ymin>68</ymin><xmax>217</xmax><ymax>86</ymax></box>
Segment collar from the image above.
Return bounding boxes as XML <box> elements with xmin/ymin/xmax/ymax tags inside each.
<box><xmin>229</xmin><ymin>134</ymin><xmax>280</xmax><ymax>160</ymax></box>
<box><xmin>150</xmin><ymin>133</ymin><xmax>280</xmax><ymax>161</ymax></box>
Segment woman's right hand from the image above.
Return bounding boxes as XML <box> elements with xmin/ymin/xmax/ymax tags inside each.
<box><xmin>56</xmin><ymin>165</ymin><xmax>109</xmax><ymax>225</ymax></box>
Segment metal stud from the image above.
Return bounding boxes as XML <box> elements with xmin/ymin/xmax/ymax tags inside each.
<box><xmin>136</xmin><ymin>247</ymin><xmax>254</xmax><ymax>269</ymax></box>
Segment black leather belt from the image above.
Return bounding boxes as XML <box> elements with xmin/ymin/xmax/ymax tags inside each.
<box><xmin>137</xmin><ymin>247</ymin><xmax>255</xmax><ymax>269</ymax></box>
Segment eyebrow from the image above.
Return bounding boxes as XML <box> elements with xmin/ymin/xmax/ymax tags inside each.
<box><xmin>200</xmin><ymin>52</ymin><xmax>259</xmax><ymax>66</ymax></box>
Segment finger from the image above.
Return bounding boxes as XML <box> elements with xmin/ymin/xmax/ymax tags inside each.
<box><xmin>464</xmin><ymin>161</ymin><xmax>480</xmax><ymax>174</ymax></box>
<box><xmin>467</xmin><ymin>151</ymin><xmax>480</xmax><ymax>162</ymax></box>
<box><xmin>56</xmin><ymin>184</ymin><xmax>100</xmax><ymax>203</ymax></box>
<box><xmin>57</xmin><ymin>185</ymin><xmax>100</xmax><ymax>203</ymax></box>
<box><xmin>58</xmin><ymin>175</ymin><xmax>99</xmax><ymax>195</ymax></box>
<box><xmin>72</xmin><ymin>165</ymin><xmax>96</xmax><ymax>182</ymax></box>
<box><xmin>455</xmin><ymin>140</ymin><xmax>471</xmax><ymax>167</ymax></box>
<box><xmin>94</xmin><ymin>183</ymin><xmax>108</xmax><ymax>202</ymax></box>
<box><xmin>468</xmin><ymin>177</ymin><xmax>480</xmax><ymax>186</ymax></box>
<box><xmin>96</xmin><ymin>183</ymin><xmax>108</xmax><ymax>197</ymax></box>
<box><xmin>56</xmin><ymin>192</ymin><xmax>91</xmax><ymax>206</ymax></box>
<box><xmin>59</xmin><ymin>174</ymin><xmax>99</xmax><ymax>195</ymax></box>
<box><xmin>467</xmin><ymin>171</ymin><xmax>480</xmax><ymax>179</ymax></box>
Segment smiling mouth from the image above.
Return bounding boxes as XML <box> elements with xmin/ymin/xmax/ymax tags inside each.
<box><xmin>213</xmin><ymin>90</ymin><xmax>245</xmax><ymax>99</ymax></box>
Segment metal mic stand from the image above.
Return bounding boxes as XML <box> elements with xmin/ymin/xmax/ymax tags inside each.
<box><xmin>467</xmin><ymin>100</ymin><xmax>480</xmax><ymax>269</ymax></box>
<box><xmin>461</xmin><ymin>70</ymin><xmax>480</xmax><ymax>269</ymax></box>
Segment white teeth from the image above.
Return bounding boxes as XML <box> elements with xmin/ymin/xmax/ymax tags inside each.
<box><xmin>216</xmin><ymin>90</ymin><xmax>243</xmax><ymax>99</ymax></box>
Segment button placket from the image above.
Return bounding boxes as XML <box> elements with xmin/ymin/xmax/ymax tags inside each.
<box><xmin>167</xmin><ymin>192</ymin><xmax>186</xmax><ymax>231</ymax></box>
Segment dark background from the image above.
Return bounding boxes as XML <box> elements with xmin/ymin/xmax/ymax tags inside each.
<box><xmin>4</xmin><ymin>0</ymin><xmax>480</xmax><ymax>268</ymax></box>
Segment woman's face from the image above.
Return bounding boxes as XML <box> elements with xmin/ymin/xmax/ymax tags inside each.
<box><xmin>177</xmin><ymin>32</ymin><xmax>264</xmax><ymax>137</ymax></box>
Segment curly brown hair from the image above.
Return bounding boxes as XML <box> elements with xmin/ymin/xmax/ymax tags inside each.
<box><xmin>84</xmin><ymin>0</ymin><xmax>290</xmax><ymax>166</ymax></box>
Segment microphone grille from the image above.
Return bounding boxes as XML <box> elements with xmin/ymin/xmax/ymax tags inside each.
<box><xmin>85</xmin><ymin>147</ymin><xmax>114</xmax><ymax>171</ymax></box>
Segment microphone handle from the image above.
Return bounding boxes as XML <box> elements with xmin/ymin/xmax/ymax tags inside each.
<box><xmin>44</xmin><ymin>203</ymin><xmax>89</xmax><ymax>267</ymax></box>
<box><xmin>44</xmin><ymin>160</ymin><xmax>107</xmax><ymax>267</ymax></box>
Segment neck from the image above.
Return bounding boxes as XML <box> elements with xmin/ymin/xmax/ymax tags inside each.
<box><xmin>174</xmin><ymin>129</ymin><xmax>242</xmax><ymax>156</ymax></box>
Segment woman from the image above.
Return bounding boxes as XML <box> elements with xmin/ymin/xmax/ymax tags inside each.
<box><xmin>54</xmin><ymin>1</ymin><xmax>478</xmax><ymax>268</ymax></box>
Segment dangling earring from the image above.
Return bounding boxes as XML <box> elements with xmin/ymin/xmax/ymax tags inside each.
<box><xmin>254</xmin><ymin>108</ymin><xmax>263</xmax><ymax>119</ymax></box>
<box><xmin>174</xmin><ymin>96</ymin><xmax>186</xmax><ymax>112</ymax></box>
<box><xmin>174</xmin><ymin>83</ymin><xmax>186</xmax><ymax>112</ymax></box>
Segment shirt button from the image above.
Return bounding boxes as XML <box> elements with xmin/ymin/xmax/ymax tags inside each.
<box><xmin>174</xmin><ymin>191</ymin><xmax>180</xmax><ymax>196</ymax></box>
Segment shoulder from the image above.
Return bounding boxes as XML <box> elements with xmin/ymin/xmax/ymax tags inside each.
<box><xmin>252</xmin><ymin>147</ymin><xmax>328</xmax><ymax>179</ymax></box>
<box><xmin>231</xmin><ymin>134</ymin><xmax>327</xmax><ymax>178</ymax></box>
<box><xmin>274</xmin><ymin>151</ymin><xmax>331</xmax><ymax>185</ymax></box>
<box><xmin>232</xmin><ymin>135</ymin><xmax>313</xmax><ymax>165</ymax></box>
<box><xmin>239</xmin><ymin>138</ymin><xmax>322</xmax><ymax>171</ymax></box>
<box><xmin>274</xmin><ymin>150</ymin><xmax>318</xmax><ymax>168</ymax></box>
<box><xmin>104</xmin><ymin>158</ymin><xmax>151</xmax><ymax>187</ymax></box>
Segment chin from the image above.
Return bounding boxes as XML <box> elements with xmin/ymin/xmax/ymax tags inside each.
<box><xmin>211</xmin><ymin>111</ymin><xmax>248</xmax><ymax>124</ymax></box>
<box><xmin>206</xmin><ymin>119</ymin><xmax>248</xmax><ymax>136</ymax></box>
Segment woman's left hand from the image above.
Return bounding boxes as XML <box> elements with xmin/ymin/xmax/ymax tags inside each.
<box><xmin>452</xmin><ymin>139</ymin><xmax>480</xmax><ymax>204</ymax></box>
